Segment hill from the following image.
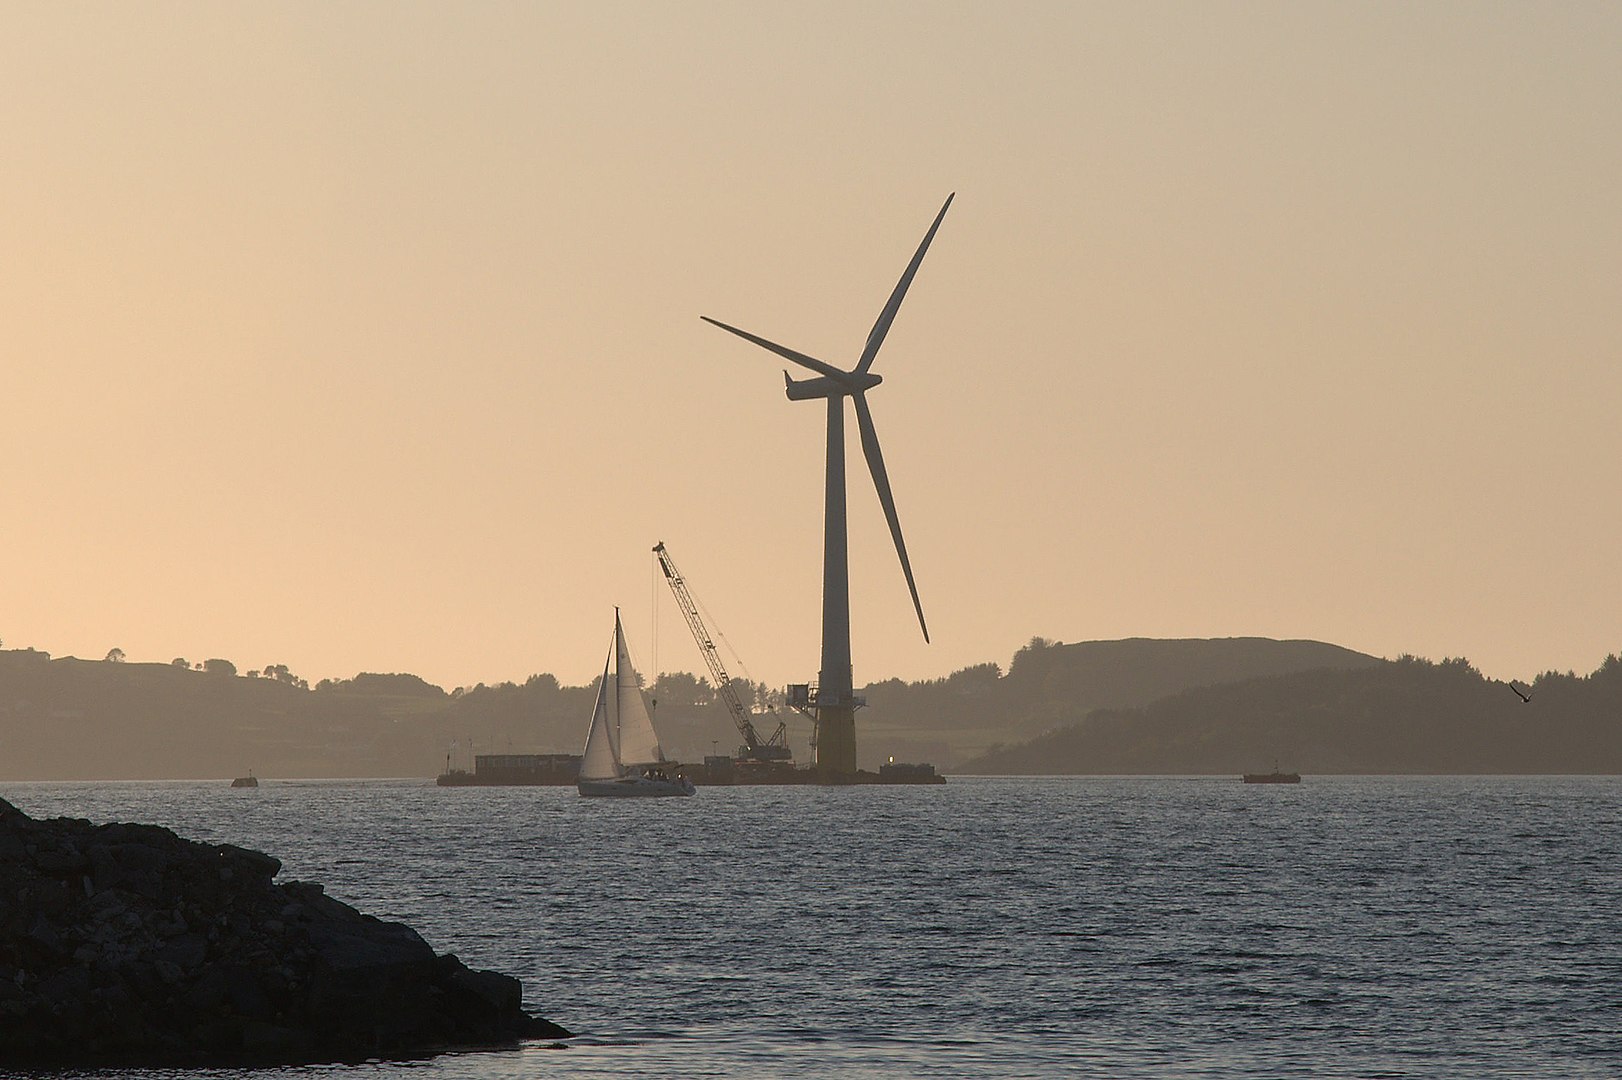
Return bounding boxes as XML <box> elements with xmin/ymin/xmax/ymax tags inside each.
<box><xmin>998</xmin><ymin>636</ymin><xmax>1380</xmax><ymax>711</ymax></box>
<box><xmin>853</xmin><ymin>636</ymin><xmax>1381</xmax><ymax>768</ymax></box>
<box><xmin>955</xmin><ymin>654</ymin><xmax>1622</xmax><ymax>775</ymax></box>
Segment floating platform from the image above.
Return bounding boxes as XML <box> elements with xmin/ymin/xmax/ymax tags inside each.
<box><xmin>436</xmin><ymin>752</ymin><xmax>945</xmax><ymax>786</ymax></box>
<box><xmin>687</xmin><ymin>757</ymin><xmax>945</xmax><ymax>786</ymax></box>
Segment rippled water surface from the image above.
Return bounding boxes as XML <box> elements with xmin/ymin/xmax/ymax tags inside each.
<box><xmin>5</xmin><ymin>776</ymin><xmax>1620</xmax><ymax>1077</ymax></box>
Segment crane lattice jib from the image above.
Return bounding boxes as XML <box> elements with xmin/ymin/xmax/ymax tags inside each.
<box><xmin>653</xmin><ymin>543</ymin><xmax>769</xmax><ymax>750</ymax></box>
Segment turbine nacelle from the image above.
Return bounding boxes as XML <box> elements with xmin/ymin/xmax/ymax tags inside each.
<box><xmin>784</xmin><ymin>369</ymin><xmax>882</xmax><ymax>401</ymax></box>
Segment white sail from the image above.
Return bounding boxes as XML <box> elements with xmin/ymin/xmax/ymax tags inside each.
<box><xmin>578</xmin><ymin>649</ymin><xmax>621</xmax><ymax>781</ymax></box>
<box><xmin>612</xmin><ymin>612</ymin><xmax>665</xmax><ymax>767</ymax></box>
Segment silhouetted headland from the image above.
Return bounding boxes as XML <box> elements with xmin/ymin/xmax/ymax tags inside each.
<box><xmin>0</xmin><ymin>796</ymin><xmax>567</xmax><ymax>1066</ymax></box>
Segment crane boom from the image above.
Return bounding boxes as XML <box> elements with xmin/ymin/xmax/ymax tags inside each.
<box><xmin>653</xmin><ymin>541</ymin><xmax>791</xmax><ymax>762</ymax></box>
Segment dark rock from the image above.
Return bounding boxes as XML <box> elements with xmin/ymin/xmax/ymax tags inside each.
<box><xmin>31</xmin><ymin>844</ymin><xmax>88</xmax><ymax>875</ymax></box>
<box><xmin>156</xmin><ymin>931</ymin><xmax>208</xmax><ymax>970</ymax></box>
<box><xmin>217</xmin><ymin>843</ymin><xmax>282</xmax><ymax>881</ymax></box>
<box><xmin>442</xmin><ymin>957</ymin><xmax>523</xmax><ymax>1015</ymax></box>
<box><xmin>0</xmin><ymin>795</ymin><xmax>569</xmax><ymax>1065</ymax></box>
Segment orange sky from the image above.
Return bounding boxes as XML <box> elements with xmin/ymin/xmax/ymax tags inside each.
<box><xmin>4</xmin><ymin>3</ymin><xmax>1619</xmax><ymax>691</ymax></box>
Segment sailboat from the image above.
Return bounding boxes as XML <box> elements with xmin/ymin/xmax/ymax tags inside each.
<box><xmin>577</xmin><ymin>610</ymin><xmax>696</xmax><ymax>797</ymax></box>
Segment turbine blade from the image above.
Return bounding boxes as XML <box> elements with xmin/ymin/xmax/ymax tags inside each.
<box><xmin>853</xmin><ymin>392</ymin><xmax>929</xmax><ymax>643</ymax></box>
<box><xmin>701</xmin><ymin>316</ymin><xmax>847</xmax><ymax>381</ymax></box>
<box><xmin>855</xmin><ymin>193</ymin><xmax>954</xmax><ymax>375</ymax></box>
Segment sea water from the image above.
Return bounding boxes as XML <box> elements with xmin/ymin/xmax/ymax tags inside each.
<box><xmin>4</xmin><ymin>776</ymin><xmax>1619</xmax><ymax>1078</ymax></box>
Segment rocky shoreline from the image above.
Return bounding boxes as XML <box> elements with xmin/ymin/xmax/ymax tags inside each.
<box><xmin>0</xmin><ymin>796</ymin><xmax>568</xmax><ymax>1066</ymax></box>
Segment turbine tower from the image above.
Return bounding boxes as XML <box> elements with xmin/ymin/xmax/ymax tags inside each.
<box><xmin>702</xmin><ymin>194</ymin><xmax>952</xmax><ymax>775</ymax></box>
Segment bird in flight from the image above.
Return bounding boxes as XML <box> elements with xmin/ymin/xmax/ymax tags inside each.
<box><xmin>1508</xmin><ymin>681</ymin><xmax>1532</xmax><ymax>703</ymax></box>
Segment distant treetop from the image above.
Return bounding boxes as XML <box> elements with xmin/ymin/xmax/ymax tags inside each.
<box><xmin>317</xmin><ymin>672</ymin><xmax>446</xmax><ymax>698</ymax></box>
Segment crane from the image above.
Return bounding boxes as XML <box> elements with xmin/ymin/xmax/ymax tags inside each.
<box><xmin>653</xmin><ymin>541</ymin><xmax>792</xmax><ymax>762</ymax></box>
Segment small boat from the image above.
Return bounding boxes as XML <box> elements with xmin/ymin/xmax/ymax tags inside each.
<box><xmin>230</xmin><ymin>773</ymin><xmax>258</xmax><ymax>788</ymax></box>
<box><xmin>1243</xmin><ymin>761</ymin><xmax>1300</xmax><ymax>784</ymax></box>
<box><xmin>577</xmin><ymin>610</ymin><xmax>695</xmax><ymax>798</ymax></box>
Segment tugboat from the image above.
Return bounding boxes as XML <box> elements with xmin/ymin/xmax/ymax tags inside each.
<box><xmin>1242</xmin><ymin>760</ymin><xmax>1300</xmax><ymax>784</ymax></box>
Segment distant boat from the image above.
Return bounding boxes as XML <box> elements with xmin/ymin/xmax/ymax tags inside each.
<box><xmin>577</xmin><ymin>610</ymin><xmax>695</xmax><ymax>798</ymax></box>
<box><xmin>1243</xmin><ymin>761</ymin><xmax>1300</xmax><ymax>784</ymax></box>
<box><xmin>230</xmin><ymin>773</ymin><xmax>258</xmax><ymax>788</ymax></box>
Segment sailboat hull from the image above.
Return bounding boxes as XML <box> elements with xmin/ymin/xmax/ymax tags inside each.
<box><xmin>577</xmin><ymin>775</ymin><xmax>696</xmax><ymax>798</ymax></box>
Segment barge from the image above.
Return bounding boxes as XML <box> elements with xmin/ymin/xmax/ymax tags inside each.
<box><xmin>1242</xmin><ymin>770</ymin><xmax>1301</xmax><ymax>784</ymax></box>
<box><xmin>437</xmin><ymin>753</ymin><xmax>581</xmax><ymax>786</ymax></box>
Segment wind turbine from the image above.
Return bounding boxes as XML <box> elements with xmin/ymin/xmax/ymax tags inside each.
<box><xmin>702</xmin><ymin>194</ymin><xmax>952</xmax><ymax>775</ymax></box>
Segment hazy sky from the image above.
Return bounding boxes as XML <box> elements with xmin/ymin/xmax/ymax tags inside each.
<box><xmin>5</xmin><ymin>2</ymin><xmax>1619</xmax><ymax>692</ymax></box>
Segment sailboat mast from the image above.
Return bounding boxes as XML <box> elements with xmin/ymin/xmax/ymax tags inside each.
<box><xmin>613</xmin><ymin>608</ymin><xmax>623</xmax><ymax>757</ymax></box>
